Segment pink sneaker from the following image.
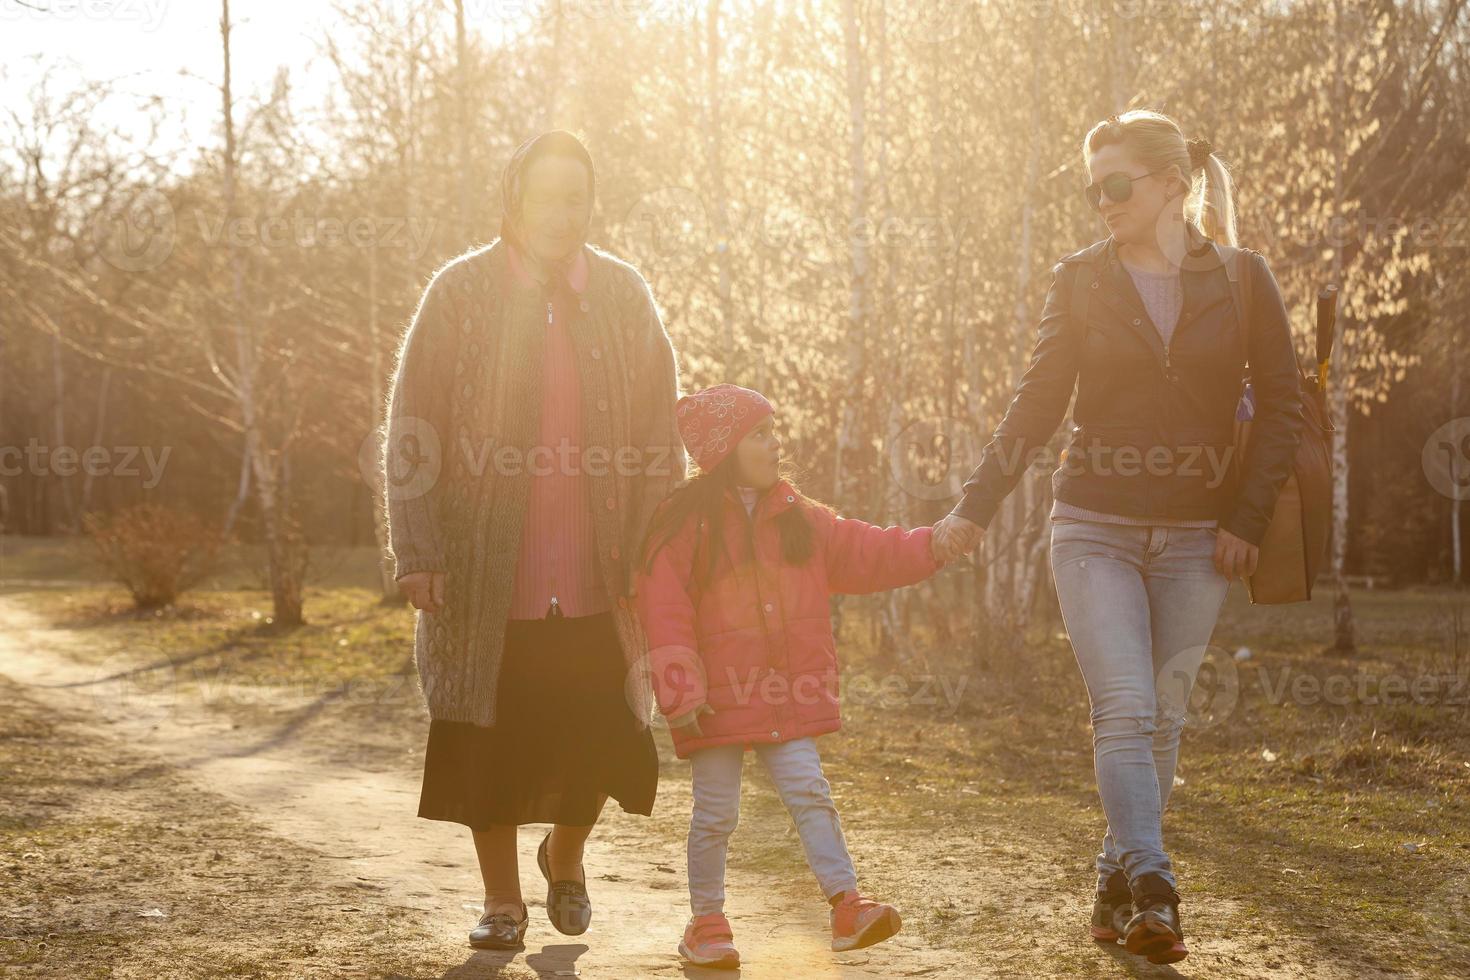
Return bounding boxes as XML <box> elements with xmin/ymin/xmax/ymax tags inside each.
<box><xmin>830</xmin><ymin>890</ymin><xmax>902</xmax><ymax>952</ymax></box>
<box><xmin>678</xmin><ymin>912</ymin><xmax>741</xmax><ymax>969</ymax></box>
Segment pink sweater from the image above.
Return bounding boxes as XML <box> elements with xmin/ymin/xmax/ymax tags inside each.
<box><xmin>505</xmin><ymin>244</ymin><xmax>612</xmax><ymax>620</ymax></box>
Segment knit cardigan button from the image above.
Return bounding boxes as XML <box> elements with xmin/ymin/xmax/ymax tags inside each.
<box><xmin>605</xmin><ymin>497</ymin><xmax>615</xmax><ymax>510</ymax></box>
<box><xmin>591</xmin><ymin>348</ymin><xmax>602</xmax><ymax>360</ymax></box>
<box><xmin>610</xmin><ymin>546</ymin><xmax>621</xmax><ymax>560</ymax></box>
<box><xmin>579</xmin><ymin>299</ymin><xmax>590</xmax><ymax>313</ymax></box>
<box><xmin>597</xmin><ymin>399</ymin><xmax>608</xmax><ymax>411</ymax></box>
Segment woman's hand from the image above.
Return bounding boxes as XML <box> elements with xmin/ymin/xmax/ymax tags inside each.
<box><xmin>1213</xmin><ymin>529</ymin><xmax>1259</xmax><ymax>580</ymax></box>
<box><xmin>397</xmin><ymin>571</ymin><xmax>446</xmax><ymax>613</ymax></box>
<box><xmin>933</xmin><ymin>514</ymin><xmax>984</xmax><ymax>561</ymax></box>
<box><xmin>667</xmin><ymin>703</ymin><xmax>715</xmax><ymax>737</ymax></box>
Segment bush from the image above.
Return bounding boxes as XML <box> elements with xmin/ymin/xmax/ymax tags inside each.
<box><xmin>83</xmin><ymin>503</ymin><xmax>223</xmax><ymax>608</ymax></box>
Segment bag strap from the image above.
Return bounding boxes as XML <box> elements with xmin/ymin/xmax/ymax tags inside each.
<box><xmin>1219</xmin><ymin>244</ymin><xmax>1254</xmax><ymax>369</ymax></box>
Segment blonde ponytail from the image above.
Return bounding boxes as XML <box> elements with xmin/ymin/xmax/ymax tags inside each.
<box><xmin>1197</xmin><ymin>152</ymin><xmax>1238</xmax><ymax>246</ymax></box>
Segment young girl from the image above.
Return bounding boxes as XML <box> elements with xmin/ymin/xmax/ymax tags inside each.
<box><xmin>635</xmin><ymin>383</ymin><xmax>950</xmax><ymax>968</ymax></box>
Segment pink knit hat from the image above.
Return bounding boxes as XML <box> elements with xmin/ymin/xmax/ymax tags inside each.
<box><xmin>675</xmin><ymin>384</ymin><xmax>774</xmax><ymax>473</ymax></box>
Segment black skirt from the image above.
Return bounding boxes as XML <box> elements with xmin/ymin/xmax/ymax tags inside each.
<box><xmin>417</xmin><ymin>610</ymin><xmax>659</xmax><ymax>829</ymax></box>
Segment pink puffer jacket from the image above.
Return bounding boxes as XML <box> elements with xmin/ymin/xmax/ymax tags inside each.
<box><xmin>635</xmin><ymin>479</ymin><xmax>942</xmax><ymax>759</ymax></box>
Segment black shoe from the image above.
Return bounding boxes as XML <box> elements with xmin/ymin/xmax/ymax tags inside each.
<box><xmin>1123</xmin><ymin>873</ymin><xmax>1187</xmax><ymax>965</ymax></box>
<box><xmin>469</xmin><ymin>901</ymin><xmax>529</xmax><ymax>950</ymax></box>
<box><xmin>538</xmin><ymin>830</ymin><xmax>592</xmax><ymax>936</ymax></box>
<box><xmin>1090</xmin><ymin>870</ymin><xmax>1132</xmax><ymax>942</ymax></box>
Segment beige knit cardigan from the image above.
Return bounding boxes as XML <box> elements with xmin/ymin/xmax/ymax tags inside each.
<box><xmin>382</xmin><ymin>238</ymin><xmax>686</xmax><ymax>728</ymax></box>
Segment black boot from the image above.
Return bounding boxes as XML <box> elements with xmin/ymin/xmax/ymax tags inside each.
<box><xmin>1090</xmin><ymin>870</ymin><xmax>1132</xmax><ymax>942</ymax></box>
<box><xmin>1123</xmin><ymin>872</ymin><xmax>1187</xmax><ymax>964</ymax></box>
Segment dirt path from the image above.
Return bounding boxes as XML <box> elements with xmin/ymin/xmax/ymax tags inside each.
<box><xmin>0</xmin><ymin>595</ymin><xmax>970</xmax><ymax>978</ymax></box>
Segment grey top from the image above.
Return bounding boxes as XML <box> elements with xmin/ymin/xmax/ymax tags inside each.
<box><xmin>1124</xmin><ymin>260</ymin><xmax>1184</xmax><ymax>347</ymax></box>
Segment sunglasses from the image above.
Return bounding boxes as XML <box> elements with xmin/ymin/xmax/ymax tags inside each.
<box><xmin>1084</xmin><ymin>169</ymin><xmax>1166</xmax><ymax>211</ymax></box>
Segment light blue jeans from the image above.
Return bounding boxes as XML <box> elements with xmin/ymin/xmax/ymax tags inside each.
<box><xmin>687</xmin><ymin>737</ymin><xmax>859</xmax><ymax>915</ymax></box>
<box><xmin>1049</xmin><ymin>518</ymin><xmax>1230</xmax><ymax>891</ymax></box>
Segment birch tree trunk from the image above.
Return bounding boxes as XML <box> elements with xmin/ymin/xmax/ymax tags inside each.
<box><xmin>1329</xmin><ymin>0</ymin><xmax>1356</xmax><ymax>653</ymax></box>
<box><xmin>454</xmin><ymin>0</ymin><xmax>470</xmax><ymax>243</ymax></box>
<box><xmin>835</xmin><ymin>0</ymin><xmax>868</xmax><ymax>510</ymax></box>
<box><xmin>1452</xmin><ymin>333</ymin><xmax>1463</xmax><ymax>587</ymax></box>
<box><xmin>78</xmin><ymin>365</ymin><xmax>112</xmax><ymax>517</ymax></box>
<box><xmin>705</xmin><ymin>0</ymin><xmax>735</xmax><ymax>372</ymax></box>
<box><xmin>221</xmin><ymin>0</ymin><xmax>304</xmax><ymax>626</ymax></box>
<box><xmin>49</xmin><ymin>332</ymin><xmax>76</xmax><ymax>532</ymax></box>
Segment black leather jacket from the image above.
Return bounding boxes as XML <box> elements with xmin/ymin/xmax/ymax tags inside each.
<box><xmin>950</xmin><ymin>225</ymin><xmax>1304</xmax><ymax>547</ymax></box>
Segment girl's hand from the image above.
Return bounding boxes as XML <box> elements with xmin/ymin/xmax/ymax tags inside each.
<box><xmin>667</xmin><ymin>703</ymin><xmax>715</xmax><ymax>737</ymax></box>
<box><xmin>1213</xmin><ymin>528</ymin><xmax>1259</xmax><ymax>580</ymax></box>
<box><xmin>933</xmin><ymin>514</ymin><xmax>984</xmax><ymax>561</ymax></box>
<box><xmin>929</xmin><ymin>527</ymin><xmax>957</xmax><ymax>564</ymax></box>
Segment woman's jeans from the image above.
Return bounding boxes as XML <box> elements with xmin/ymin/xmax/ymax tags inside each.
<box><xmin>1049</xmin><ymin>519</ymin><xmax>1230</xmax><ymax>892</ymax></box>
<box><xmin>686</xmin><ymin>737</ymin><xmax>859</xmax><ymax>915</ymax></box>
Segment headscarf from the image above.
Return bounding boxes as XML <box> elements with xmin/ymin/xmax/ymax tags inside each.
<box><xmin>499</xmin><ymin>130</ymin><xmax>596</xmax><ymax>288</ymax></box>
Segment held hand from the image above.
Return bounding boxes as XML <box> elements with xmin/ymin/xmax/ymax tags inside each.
<box><xmin>929</xmin><ymin>527</ymin><xmax>949</xmax><ymax>564</ymax></box>
<box><xmin>667</xmin><ymin>703</ymin><xmax>715</xmax><ymax>738</ymax></box>
<box><xmin>1213</xmin><ymin>529</ymin><xmax>1259</xmax><ymax>581</ymax></box>
<box><xmin>933</xmin><ymin>514</ymin><xmax>984</xmax><ymax>561</ymax></box>
<box><xmin>397</xmin><ymin>571</ymin><xmax>446</xmax><ymax>613</ymax></box>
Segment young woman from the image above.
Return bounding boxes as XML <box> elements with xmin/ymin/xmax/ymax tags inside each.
<box><xmin>384</xmin><ymin>130</ymin><xmax>685</xmax><ymax>950</ymax></box>
<box><xmin>934</xmin><ymin>110</ymin><xmax>1304</xmax><ymax>964</ymax></box>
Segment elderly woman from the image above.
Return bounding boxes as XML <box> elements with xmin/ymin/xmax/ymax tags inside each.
<box><xmin>383</xmin><ymin>130</ymin><xmax>685</xmax><ymax>950</ymax></box>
